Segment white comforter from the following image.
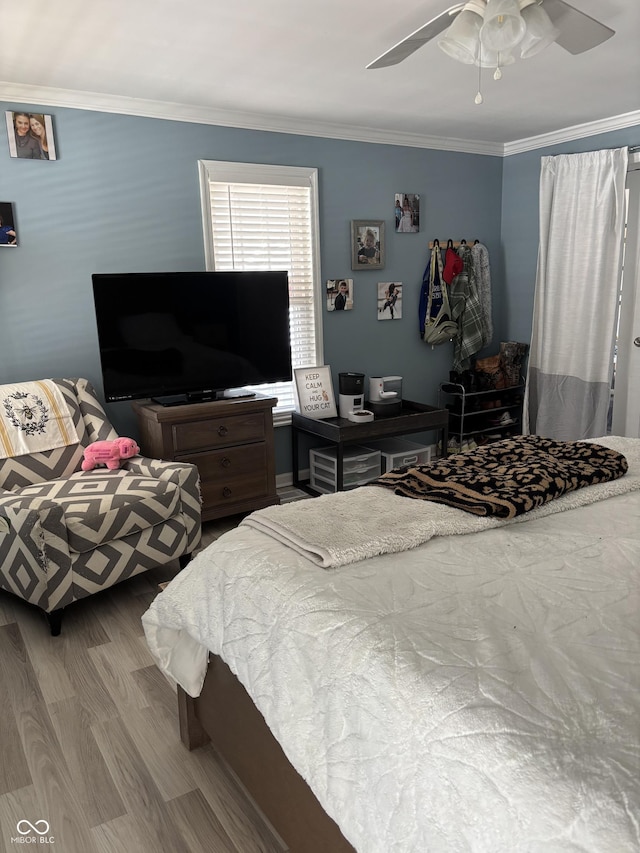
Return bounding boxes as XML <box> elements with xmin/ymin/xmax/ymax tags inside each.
<box><xmin>143</xmin><ymin>443</ymin><xmax>640</xmax><ymax>853</ymax></box>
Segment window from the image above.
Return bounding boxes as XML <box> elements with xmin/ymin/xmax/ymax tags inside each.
<box><xmin>199</xmin><ymin>160</ymin><xmax>323</xmax><ymax>424</ymax></box>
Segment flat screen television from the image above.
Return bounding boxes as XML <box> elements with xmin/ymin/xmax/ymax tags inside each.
<box><xmin>91</xmin><ymin>271</ymin><xmax>292</xmax><ymax>406</ymax></box>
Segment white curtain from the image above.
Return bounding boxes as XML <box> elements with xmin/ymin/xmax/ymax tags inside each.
<box><xmin>524</xmin><ymin>147</ymin><xmax>629</xmax><ymax>440</ymax></box>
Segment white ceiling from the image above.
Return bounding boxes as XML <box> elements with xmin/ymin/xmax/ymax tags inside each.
<box><xmin>1</xmin><ymin>0</ymin><xmax>638</xmax><ymax>154</ymax></box>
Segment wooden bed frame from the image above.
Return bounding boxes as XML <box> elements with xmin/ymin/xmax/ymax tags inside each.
<box><xmin>178</xmin><ymin>654</ymin><xmax>356</xmax><ymax>853</ymax></box>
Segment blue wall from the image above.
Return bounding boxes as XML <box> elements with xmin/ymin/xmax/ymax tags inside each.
<box><xmin>3</xmin><ymin>100</ymin><xmax>636</xmax><ymax>473</ymax></box>
<box><xmin>0</xmin><ymin>103</ymin><xmax>504</xmax><ymax>472</ymax></box>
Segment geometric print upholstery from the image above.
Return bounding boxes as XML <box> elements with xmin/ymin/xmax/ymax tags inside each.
<box><xmin>0</xmin><ymin>378</ymin><xmax>90</xmax><ymax>490</ymax></box>
<box><xmin>70</xmin><ymin>518</ymin><xmax>188</xmax><ymax>601</ymax></box>
<box><xmin>73</xmin><ymin>377</ymin><xmax>119</xmax><ymax>444</ymax></box>
<box><xmin>0</xmin><ymin>377</ymin><xmax>202</xmax><ymax>621</ymax></box>
<box><xmin>11</xmin><ymin>471</ymin><xmax>180</xmax><ymax>553</ymax></box>
<box><xmin>124</xmin><ymin>456</ymin><xmax>201</xmax><ymax>555</ymax></box>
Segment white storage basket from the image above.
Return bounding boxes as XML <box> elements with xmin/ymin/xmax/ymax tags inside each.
<box><xmin>363</xmin><ymin>437</ymin><xmax>431</xmax><ymax>473</ymax></box>
<box><xmin>309</xmin><ymin>445</ymin><xmax>381</xmax><ymax>493</ymax></box>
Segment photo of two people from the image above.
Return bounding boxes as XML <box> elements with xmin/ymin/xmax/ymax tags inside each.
<box><xmin>5</xmin><ymin>111</ymin><xmax>57</xmax><ymax>160</ymax></box>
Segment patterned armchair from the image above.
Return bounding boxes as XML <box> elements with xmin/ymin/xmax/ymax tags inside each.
<box><xmin>0</xmin><ymin>378</ymin><xmax>201</xmax><ymax>634</ymax></box>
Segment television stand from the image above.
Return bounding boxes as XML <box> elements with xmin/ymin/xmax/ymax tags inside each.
<box><xmin>132</xmin><ymin>395</ymin><xmax>279</xmax><ymax>521</ymax></box>
<box><xmin>152</xmin><ymin>389</ymin><xmax>257</xmax><ymax>407</ymax></box>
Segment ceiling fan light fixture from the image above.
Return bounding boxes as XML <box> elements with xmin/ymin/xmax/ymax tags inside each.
<box><xmin>480</xmin><ymin>0</ymin><xmax>526</xmax><ymax>52</ymax></box>
<box><xmin>437</xmin><ymin>0</ymin><xmax>486</xmax><ymax>64</ymax></box>
<box><xmin>477</xmin><ymin>47</ymin><xmax>515</xmax><ymax>68</ymax></box>
<box><xmin>518</xmin><ymin>1</ymin><xmax>560</xmax><ymax>58</ymax></box>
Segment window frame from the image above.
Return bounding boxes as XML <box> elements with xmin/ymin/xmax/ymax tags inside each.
<box><xmin>198</xmin><ymin>160</ymin><xmax>324</xmax><ymax>426</ymax></box>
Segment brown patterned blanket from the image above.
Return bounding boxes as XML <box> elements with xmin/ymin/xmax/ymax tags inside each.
<box><xmin>369</xmin><ymin>435</ymin><xmax>628</xmax><ymax>519</ymax></box>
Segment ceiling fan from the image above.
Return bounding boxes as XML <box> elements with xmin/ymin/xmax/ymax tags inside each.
<box><xmin>367</xmin><ymin>0</ymin><xmax>615</xmax><ymax>72</ymax></box>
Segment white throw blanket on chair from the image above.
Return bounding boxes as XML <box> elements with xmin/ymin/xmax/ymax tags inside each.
<box><xmin>0</xmin><ymin>380</ymin><xmax>79</xmax><ymax>459</ymax></box>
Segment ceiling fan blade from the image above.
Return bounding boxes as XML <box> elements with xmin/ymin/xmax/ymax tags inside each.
<box><xmin>367</xmin><ymin>4</ymin><xmax>464</xmax><ymax>69</ymax></box>
<box><xmin>542</xmin><ymin>0</ymin><xmax>615</xmax><ymax>54</ymax></box>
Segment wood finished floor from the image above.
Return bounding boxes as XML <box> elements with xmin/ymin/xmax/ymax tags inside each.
<box><xmin>0</xmin><ymin>512</ymin><xmax>292</xmax><ymax>853</ymax></box>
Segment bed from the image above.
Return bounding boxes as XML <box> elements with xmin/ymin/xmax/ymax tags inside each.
<box><xmin>142</xmin><ymin>436</ymin><xmax>640</xmax><ymax>853</ymax></box>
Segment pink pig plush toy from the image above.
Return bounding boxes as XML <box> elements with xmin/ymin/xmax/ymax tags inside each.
<box><xmin>81</xmin><ymin>437</ymin><xmax>140</xmax><ymax>471</ymax></box>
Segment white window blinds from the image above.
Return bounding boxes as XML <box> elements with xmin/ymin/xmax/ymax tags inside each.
<box><xmin>199</xmin><ymin>161</ymin><xmax>323</xmax><ymax>422</ymax></box>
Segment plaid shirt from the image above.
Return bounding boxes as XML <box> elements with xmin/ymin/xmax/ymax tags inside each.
<box><xmin>448</xmin><ymin>245</ymin><xmax>485</xmax><ymax>371</ymax></box>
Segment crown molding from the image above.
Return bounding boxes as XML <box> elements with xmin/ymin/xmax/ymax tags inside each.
<box><xmin>503</xmin><ymin>110</ymin><xmax>640</xmax><ymax>156</ymax></box>
<box><xmin>2</xmin><ymin>81</ymin><xmax>638</xmax><ymax>159</ymax></box>
<box><xmin>0</xmin><ymin>81</ymin><xmax>502</xmax><ymax>156</ymax></box>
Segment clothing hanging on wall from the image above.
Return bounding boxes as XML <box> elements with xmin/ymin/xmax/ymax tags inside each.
<box><xmin>419</xmin><ymin>244</ymin><xmax>458</xmax><ymax>345</ymax></box>
<box><xmin>471</xmin><ymin>241</ymin><xmax>493</xmax><ymax>347</ymax></box>
<box><xmin>448</xmin><ymin>244</ymin><xmax>484</xmax><ymax>372</ymax></box>
<box><xmin>443</xmin><ymin>243</ymin><xmax>463</xmax><ymax>284</ymax></box>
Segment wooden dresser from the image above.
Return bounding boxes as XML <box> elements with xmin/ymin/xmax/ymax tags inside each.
<box><xmin>132</xmin><ymin>395</ymin><xmax>279</xmax><ymax>521</ymax></box>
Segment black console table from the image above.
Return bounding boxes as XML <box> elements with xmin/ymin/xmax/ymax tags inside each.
<box><xmin>292</xmin><ymin>400</ymin><xmax>449</xmax><ymax>493</ymax></box>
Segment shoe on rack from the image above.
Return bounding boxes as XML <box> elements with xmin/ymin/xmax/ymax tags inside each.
<box><xmin>496</xmin><ymin>412</ymin><xmax>515</xmax><ymax>426</ymax></box>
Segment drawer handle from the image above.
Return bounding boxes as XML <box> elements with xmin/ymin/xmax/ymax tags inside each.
<box><xmin>222</xmin><ymin>486</ymin><xmax>232</xmax><ymax>498</ymax></box>
<box><xmin>217</xmin><ymin>425</ymin><xmax>228</xmax><ymax>437</ymax></box>
<box><xmin>221</xmin><ymin>457</ymin><xmax>231</xmax><ymax>468</ymax></box>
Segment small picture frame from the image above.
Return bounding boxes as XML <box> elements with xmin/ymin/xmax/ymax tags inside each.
<box><xmin>377</xmin><ymin>282</ymin><xmax>402</xmax><ymax>320</ymax></box>
<box><xmin>294</xmin><ymin>365</ymin><xmax>337</xmax><ymax>419</ymax></box>
<box><xmin>0</xmin><ymin>202</ymin><xmax>17</xmax><ymax>246</ymax></box>
<box><xmin>326</xmin><ymin>278</ymin><xmax>353</xmax><ymax>311</ymax></box>
<box><xmin>6</xmin><ymin>111</ymin><xmax>57</xmax><ymax>160</ymax></box>
<box><xmin>394</xmin><ymin>193</ymin><xmax>420</xmax><ymax>232</ymax></box>
<box><xmin>351</xmin><ymin>220</ymin><xmax>385</xmax><ymax>270</ymax></box>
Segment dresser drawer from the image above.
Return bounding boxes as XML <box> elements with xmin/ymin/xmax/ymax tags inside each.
<box><xmin>133</xmin><ymin>395</ymin><xmax>279</xmax><ymax>520</ymax></box>
<box><xmin>172</xmin><ymin>412</ymin><xmax>265</xmax><ymax>453</ymax></box>
<box><xmin>185</xmin><ymin>444</ymin><xmax>269</xmax><ymax>509</ymax></box>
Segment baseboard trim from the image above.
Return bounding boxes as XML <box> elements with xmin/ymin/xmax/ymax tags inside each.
<box><xmin>276</xmin><ymin>469</ymin><xmax>309</xmax><ymax>490</ymax></box>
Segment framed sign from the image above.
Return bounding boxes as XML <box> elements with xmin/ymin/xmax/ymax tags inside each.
<box><xmin>351</xmin><ymin>220</ymin><xmax>385</xmax><ymax>270</ymax></box>
<box><xmin>294</xmin><ymin>366</ymin><xmax>337</xmax><ymax>419</ymax></box>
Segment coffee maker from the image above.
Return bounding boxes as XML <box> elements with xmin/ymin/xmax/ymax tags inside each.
<box><xmin>367</xmin><ymin>375</ymin><xmax>402</xmax><ymax>417</ymax></box>
<box><xmin>338</xmin><ymin>372</ymin><xmax>365</xmax><ymax>419</ymax></box>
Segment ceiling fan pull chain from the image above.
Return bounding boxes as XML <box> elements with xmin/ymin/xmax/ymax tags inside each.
<box><xmin>475</xmin><ymin>40</ymin><xmax>484</xmax><ymax>103</ymax></box>
<box><xmin>494</xmin><ymin>52</ymin><xmax>503</xmax><ymax>79</ymax></box>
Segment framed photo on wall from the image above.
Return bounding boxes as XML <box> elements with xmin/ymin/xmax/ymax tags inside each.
<box><xmin>6</xmin><ymin>111</ymin><xmax>57</xmax><ymax>160</ymax></box>
<box><xmin>0</xmin><ymin>202</ymin><xmax>17</xmax><ymax>246</ymax></box>
<box><xmin>351</xmin><ymin>220</ymin><xmax>385</xmax><ymax>270</ymax></box>
<box><xmin>294</xmin><ymin>365</ymin><xmax>337</xmax><ymax>419</ymax></box>
<box><xmin>377</xmin><ymin>282</ymin><xmax>402</xmax><ymax>320</ymax></box>
<box><xmin>326</xmin><ymin>278</ymin><xmax>353</xmax><ymax>311</ymax></box>
<box><xmin>394</xmin><ymin>193</ymin><xmax>420</xmax><ymax>232</ymax></box>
